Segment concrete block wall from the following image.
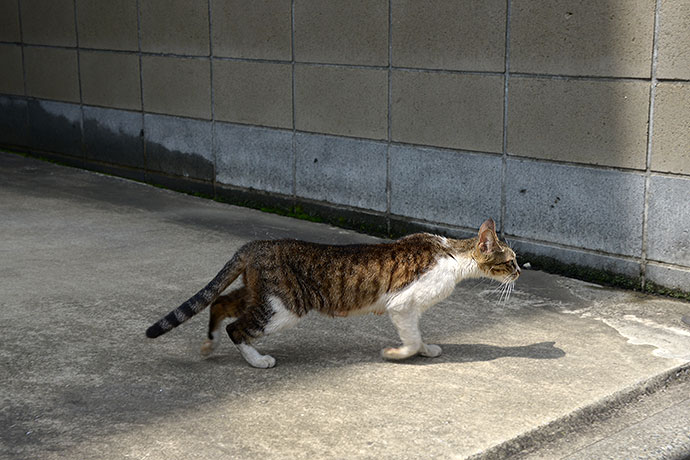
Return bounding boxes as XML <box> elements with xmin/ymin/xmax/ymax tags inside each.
<box><xmin>1</xmin><ymin>0</ymin><xmax>688</xmax><ymax>293</ymax></box>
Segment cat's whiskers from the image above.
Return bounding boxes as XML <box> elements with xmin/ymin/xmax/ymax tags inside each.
<box><xmin>484</xmin><ymin>276</ymin><xmax>514</xmax><ymax>304</ymax></box>
<box><xmin>468</xmin><ymin>277</ymin><xmax>492</xmax><ymax>290</ymax></box>
<box><xmin>500</xmin><ymin>283</ymin><xmax>509</xmax><ymax>303</ymax></box>
<box><xmin>486</xmin><ymin>281</ymin><xmax>505</xmax><ymax>297</ymax></box>
<box><xmin>497</xmin><ymin>275</ymin><xmax>515</xmax><ymax>304</ymax></box>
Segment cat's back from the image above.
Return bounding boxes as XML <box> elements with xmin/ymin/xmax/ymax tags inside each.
<box><xmin>244</xmin><ymin>233</ymin><xmax>447</xmax><ymax>272</ymax></box>
<box><xmin>239</xmin><ymin>234</ymin><xmax>452</xmax><ymax>315</ymax></box>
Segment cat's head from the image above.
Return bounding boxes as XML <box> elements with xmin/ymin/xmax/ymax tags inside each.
<box><xmin>473</xmin><ymin>219</ymin><xmax>520</xmax><ymax>282</ymax></box>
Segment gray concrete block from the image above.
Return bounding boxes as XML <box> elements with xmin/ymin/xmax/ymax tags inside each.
<box><xmin>390</xmin><ymin>145</ymin><xmax>502</xmax><ymax>229</ymax></box>
<box><xmin>0</xmin><ymin>0</ymin><xmax>21</xmax><ymax>42</ymax></box>
<box><xmin>295</xmin><ymin>65</ymin><xmax>387</xmax><ymax>140</ymax></box>
<box><xmin>505</xmin><ymin>158</ymin><xmax>645</xmax><ymax>257</ymax></box>
<box><xmin>294</xmin><ymin>0</ymin><xmax>388</xmax><ymax>66</ymax></box>
<box><xmin>211</xmin><ymin>0</ymin><xmax>292</xmax><ymax>60</ymax></box>
<box><xmin>83</xmin><ymin>106</ymin><xmax>143</xmax><ymax>168</ymax></box>
<box><xmin>140</xmin><ymin>0</ymin><xmax>209</xmax><ymax>55</ymax></box>
<box><xmin>298</xmin><ymin>199</ymin><xmax>390</xmax><ymax>235</ymax></box>
<box><xmin>24</xmin><ymin>47</ymin><xmax>80</xmax><ymax>103</ymax></box>
<box><xmin>391</xmin><ymin>70</ymin><xmax>504</xmax><ymax>153</ymax></box>
<box><xmin>213</xmin><ymin>60</ymin><xmax>292</xmax><ymax>129</ymax></box>
<box><xmin>141</xmin><ymin>56</ymin><xmax>211</xmax><ymax>120</ymax></box>
<box><xmin>0</xmin><ymin>95</ymin><xmax>28</xmax><ymax>148</ymax></box>
<box><xmin>80</xmin><ymin>51</ymin><xmax>141</xmax><ymax>111</ymax></box>
<box><xmin>508</xmin><ymin>77</ymin><xmax>650</xmax><ymax>170</ymax></box>
<box><xmin>509</xmin><ymin>238</ymin><xmax>642</xmax><ymax>279</ymax></box>
<box><xmin>0</xmin><ymin>44</ymin><xmax>24</xmax><ymax>96</ymax></box>
<box><xmin>20</xmin><ymin>0</ymin><xmax>76</xmax><ymax>46</ymax></box>
<box><xmin>646</xmin><ymin>175</ymin><xmax>690</xmax><ymax>266</ymax></box>
<box><xmin>389</xmin><ymin>217</ymin><xmax>477</xmax><ymax>241</ymax></box>
<box><xmin>215</xmin><ymin>122</ymin><xmax>293</xmax><ymax>195</ymax></box>
<box><xmin>145</xmin><ymin>114</ymin><xmax>214</xmax><ymax>181</ymax></box>
<box><xmin>28</xmin><ymin>99</ymin><xmax>82</xmax><ymax>156</ymax></box>
<box><xmin>76</xmin><ymin>0</ymin><xmax>139</xmax><ymax>51</ymax></box>
<box><xmin>651</xmin><ymin>82</ymin><xmax>690</xmax><ymax>176</ymax></box>
<box><xmin>646</xmin><ymin>263</ymin><xmax>690</xmax><ymax>292</ymax></box>
<box><xmin>392</xmin><ymin>0</ymin><xmax>506</xmax><ymax>72</ymax></box>
<box><xmin>510</xmin><ymin>0</ymin><xmax>654</xmax><ymax>78</ymax></box>
<box><xmin>295</xmin><ymin>132</ymin><xmax>387</xmax><ymax>212</ymax></box>
<box><xmin>657</xmin><ymin>0</ymin><xmax>690</xmax><ymax>80</ymax></box>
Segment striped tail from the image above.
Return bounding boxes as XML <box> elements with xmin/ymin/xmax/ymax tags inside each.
<box><xmin>146</xmin><ymin>252</ymin><xmax>244</xmax><ymax>339</ymax></box>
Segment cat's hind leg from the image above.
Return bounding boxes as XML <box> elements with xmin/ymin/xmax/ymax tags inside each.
<box><xmin>200</xmin><ymin>288</ymin><xmax>246</xmax><ymax>357</ymax></box>
<box><xmin>226</xmin><ymin>295</ymin><xmax>301</xmax><ymax>368</ymax></box>
<box><xmin>383</xmin><ymin>308</ymin><xmax>442</xmax><ymax>360</ymax></box>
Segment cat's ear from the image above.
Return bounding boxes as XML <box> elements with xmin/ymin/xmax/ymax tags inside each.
<box><xmin>478</xmin><ymin>218</ymin><xmax>498</xmax><ymax>254</ymax></box>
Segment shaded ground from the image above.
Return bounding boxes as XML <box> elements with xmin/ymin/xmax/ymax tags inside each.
<box><xmin>1</xmin><ymin>152</ymin><xmax>688</xmax><ymax>459</ymax></box>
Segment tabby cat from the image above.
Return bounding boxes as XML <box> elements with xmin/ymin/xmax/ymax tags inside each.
<box><xmin>146</xmin><ymin>218</ymin><xmax>520</xmax><ymax>368</ymax></box>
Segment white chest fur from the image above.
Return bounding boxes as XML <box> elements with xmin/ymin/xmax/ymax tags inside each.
<box><xmin>385</xmin><ymin>255</ymin><xmax>479</xmax><ymax>313</ymax></box>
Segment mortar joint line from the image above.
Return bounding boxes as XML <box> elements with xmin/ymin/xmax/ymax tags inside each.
<box><xmin>499</xmin><ymin>233</ymin><xmax>647</xmax><ymax>264</ymax></box>
<box><xmin>135</xmin><ymin>0</ymin><xmax>148</xmax><ymax>177</ymax></box>
<box><xmin>14</xmin><ymin>38</ymin><xmax>690</xmax><ymax>84</ymax></box>
<box><xmin>20</xmin><ymin>36</ymin><xmax>688</xmax><ymax>90</ymax></box>
<box><xmin>640</xmin><ymin>0</ymin><xmax>662</xmax><ymax>290</ymax></box>
<box><xmin>72</xmin><ymin>0</ymin><xmax>85</xmax><ymax>163</ymax></box>
<box><xmin>386</xmin><ymin>0</ymin><xmax>393</xmax><ymax>235</ymax></box>
<box><xmin>499</xmin><ymin>0</ymin><xmax>511</xmax><ymax>240</ymax></box>
<box><xmin>13</xmin><ymin>0</ymin><xmax>32</xmax><ymax>161</ymax></box>
<box><xmin>16</xmin><ymin>0</ymin><xmax>30</xmax><ymax>146</ymax></box>
<box><xmin>16</xmin><ymin>0</ymin><xmax>27</xmax><ymax>99</ymax></box>
<box><xmin>291</xmin><ymin>0</ymin><xmax>297</xmax><ymax>205</ymax></box>
<box><xmin>207</xmin><ymin>0</ymin><xmax>217</xmax><ymax>197</ymax></box>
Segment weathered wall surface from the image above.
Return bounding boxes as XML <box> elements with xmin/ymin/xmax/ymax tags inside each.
<box><xmin>0</xmin><ymin>0</ymin><xmax>688</xmax><ymax>292</ymax></box>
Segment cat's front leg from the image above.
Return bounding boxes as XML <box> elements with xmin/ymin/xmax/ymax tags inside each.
<box><xmin>382</xmin><ymin>308</ymin><xmax>442</xmax><ymax>360</ymax></box>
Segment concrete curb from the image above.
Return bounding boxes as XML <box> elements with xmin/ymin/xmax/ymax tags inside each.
<box><xmin>470</xmin><ymin>363</ymin><xmax>690</xmax><ymax>459</ymax></box>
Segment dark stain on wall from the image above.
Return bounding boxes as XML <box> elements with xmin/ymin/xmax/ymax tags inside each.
<box><xmin>145</xmin><ymin>140</ymin><xmax>214</xmax><ymax>182</ymax></box>
<box><xmin>83</xmin><ymin>110</ymin><xmax>145</xmax><ymax>169</ymax></box>
<box><xmin>0</xmin><ymin>96</ymin><xmax>29</xmax><ymax>148</ymax></box>
<box><xmin>27</xmin><ymin>100</ymin><xmax>82</xmax><ymax>157</ymax></box>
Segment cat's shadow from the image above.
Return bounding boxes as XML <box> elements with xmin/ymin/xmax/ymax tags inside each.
<box><xmin>203</xmin><ymin>340</ymin><xmax>565</xmax><ymax>367</ymax></box>
<box><xmin>404</xmin><ymin>341</ymin><xmax>565</xmax><ymax>365</ymax></box>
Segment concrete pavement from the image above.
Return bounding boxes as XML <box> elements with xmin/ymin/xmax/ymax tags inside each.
<box><xmin>1</xmin><ymin>151</ymin><xmax>689</xmax><ymax>459</ymax></box>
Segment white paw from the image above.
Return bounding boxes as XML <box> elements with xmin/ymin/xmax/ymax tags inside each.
<box><xmin>200</xmin><ymin>339</ymin><xmax>216</xmax><ymax>357</ymax></box>
<box><xmin>381</xmin><ymin>346</ymin><xmax>415</xmax><ymax>360</ymax></box>
<box><xmin>420</xmin><ymin>344</ymin><xmax>442</xmax><ymax>358</ymax></box>
<box><xmin>249</xmin><ymin>354</ymin><xmax>276</xmax><ymax>369</ymax></box>
<box><xmin>381</xmin><ymin>347</ymin><xmax>398</xmax><ymax>360</ymax></box>
<box><xmin>236</xmin><ymin>343</ymin><xmax>276</xmax><ymax>368</ymax></box>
